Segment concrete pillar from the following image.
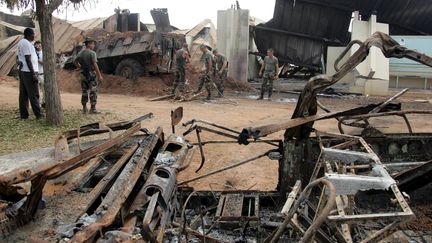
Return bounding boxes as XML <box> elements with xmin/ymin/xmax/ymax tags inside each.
<box><xmin>217</xmin><ymin>8</ymin><xmax>250</xmax><ymax>82</ymax></box>
<box><xmin>348</xmin><ymin>13</ymin><xmax>390</xmax><ymax>96</ymax></box>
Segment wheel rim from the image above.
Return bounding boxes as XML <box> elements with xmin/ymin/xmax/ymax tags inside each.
<box><xmin>120</xmin><ymin>67</ymin><xmax>134</xmax><ymax>79</ymax></box>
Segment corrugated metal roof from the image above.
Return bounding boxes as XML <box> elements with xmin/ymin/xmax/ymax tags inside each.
<box><xmin>35</xmin><ymin>16</ymin><xmax>83</xmax><ymax>54</ymax></box>
<box><xmin>0</xmin><ymin>35</ymin><xmax>21</xmax><ymax>76</ymax></box>
<box><xmin>68</xmin><ymin>17</ymin><xmax>107</xmax><ymax>31</ymax></box>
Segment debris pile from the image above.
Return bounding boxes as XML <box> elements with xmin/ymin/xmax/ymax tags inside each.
<box><xmin>0</xmin><ymin>32</ymin><xmax>432</xmax><ymax>242</ymax></box>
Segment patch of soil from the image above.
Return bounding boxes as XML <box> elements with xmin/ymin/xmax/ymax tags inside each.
<box><xmin>0</xmin><ymin>75</ymin><xmax>18</xmax><ymax>84</ymax></box>
<box><xmin>57</xmin><ymin>69</ymin><xmax>172</xmax><ymax>96</ymax></box>
<box><xmin>402</xmin><ymin>205</ymin><xmax>432</xmax><ymax>231</ymax></box>
<box><xmin>184</xmin><ymin>66</ymin><xmax>255</xmax><ymax>92</ymax></box>
<box><xmin>58</xmin><ymin>68</ymin><xmax>255</xmax><ymax>97</ymax></box>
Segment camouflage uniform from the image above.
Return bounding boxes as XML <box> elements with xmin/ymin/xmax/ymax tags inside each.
<box><xmin>76</xmin><ymin>49</ymin><xmax>98</xmax><ymax>107</ymax></box>
<box><xmin>195</xmin><ymin>50</ymin><xmax>213</xmax><ymax>99</ymax></box>
<box><xmin>214</xmin><ymin>53</ymin><xmax>228</xmax><ymax>96</ymax></box>
<box><xmin>261</xmin><ymin>55</ymin><xmax>279</xmax><ymax>99</ymax></box>
<box><xmin>172</xmin><ymin>48</ymin><xmax>188</xmax><ymax>94</ymax></box>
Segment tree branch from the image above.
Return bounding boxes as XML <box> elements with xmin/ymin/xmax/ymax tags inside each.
<box><xmin>48</xmin><ymin>0</ymin><xmax>64</xmax><ymax>13</ymax></box>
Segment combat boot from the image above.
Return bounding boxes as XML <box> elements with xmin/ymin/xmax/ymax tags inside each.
<box><xmin>257</xmin><ymin>90</ymin><xmax>264</xmax><ymax>100</ymax></box>
<box><xmin>82</xmin><ymin>104</ymin><xmax>88</xmax><ymax>114</ymax></box>
<box><xmin>89</xmin><ymin>105</ymin><xmax>100</xmax><ymax>114</ymax></box>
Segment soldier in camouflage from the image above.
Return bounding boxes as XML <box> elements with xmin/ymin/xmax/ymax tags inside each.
<box><xmin>194</xmin><ymin>44</ymin><xmax>213</xmax><ymax>100</ymax></box>
<box><xmin>74</xmin><ymin>37</ymin><xmax>104</xmax><ymax>114</ymax></box>
<box><xmin>172</xmin><ymin>43</ymin><xmax>190</xmax><ymax>96</ymax></box>
<box><xmin>212</xmin><ymin>49</ymin><xmax>228</xmax><ymax>98</ymax></box>
<box><xmin>259</xmin><ymin>48</ymin><xmax>279</xmax><ymax>101</ymax></box>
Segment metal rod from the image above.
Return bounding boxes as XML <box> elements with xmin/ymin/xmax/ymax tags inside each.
<box><xmin>195</xmin><ymin>128</ymin><xmax>206</xmax><ymax>173</ymax></box>
<box><xmin>370</xmin><ymin>88</ymin><xmax>409</xmax><ymax>113</ymax></box>
<box><xmin>179</xmin><ymin>151</ymin><xmax>270</xmax><ymax>185</ymax></box>
<box><xmin>268</xmin><ymin>178</ymin><xmax>336</xmax><ymax>243</ymax></box>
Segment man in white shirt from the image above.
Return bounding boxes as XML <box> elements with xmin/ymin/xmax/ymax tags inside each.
<box><xmin>35</xmin><ymin>41</ymin><xmax>45</xmax><ymax>108</ymax></box>
<box><xmin>17</xmin><ymin>28</ymin><xmax>42</xmax><ymax>119</ymax></box>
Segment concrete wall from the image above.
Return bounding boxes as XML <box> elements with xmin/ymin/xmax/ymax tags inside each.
<box><xmin>217</xmin><ymin>8</ymin><xmax>249</xmax><ymax>82</ymax></box>
<box><xmin>349</xmin><ymin>13</ymin><xmax>389</xmax><ymax>95</ymax></box>
<box><xmin>326</xmin><ymin>12</ymin><xmax>390</xmax><ymax>96</ymax></box>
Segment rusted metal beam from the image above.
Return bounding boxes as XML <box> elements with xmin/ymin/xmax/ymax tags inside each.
<box><xmin>238</xmin><ymin>103</ymin><xmax>392</xmax><ymax>143</ymax></box>
<box><xmin>69</xmin><ymin>128</ymin><xmax>163</xmax><ymax>243</ymax></box>
<box><xmin>46</xmin><ymin>123</ymin><xmax>141</xmax><ymax>179</ymax></box>
<box><xmin>60</xmin><ymin>113</ymin><xmax>153</xmax><ymax>141</ymax></box>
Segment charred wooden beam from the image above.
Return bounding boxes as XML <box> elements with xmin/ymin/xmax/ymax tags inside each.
<box><xmin>0</xmin><ymin>123</ymin><xmax>141</xmax><ymax>187</ymax></box>
<box><xmin>238</xmin><ymin>103</ymin><xmax>397</xmax><ymax>144</ymax></box>
<box><xmin>394</xmin><ymin>160</ymin><xmax>432</xmax><ymax>192</ymax></box>
<box><xmin>80</xmin><ymin>144</ymin><xmax>139</xmax><ymax>217</ymax></box>
<box><xmin>69</xmin><ymin>127</ymin><xmax>163</xmax><ymax>243</ymax></box>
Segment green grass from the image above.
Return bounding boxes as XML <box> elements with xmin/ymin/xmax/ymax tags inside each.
<box><xmin>0</xmin><ymin>105</ymin><xmax>120</xmax><ymax>155</ymax></box>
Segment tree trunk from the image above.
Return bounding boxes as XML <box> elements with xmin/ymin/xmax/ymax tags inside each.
<box><xmin>35</xmin><ymin>0</ymin><xmax>64</xmax><ymax>125</ymax></box>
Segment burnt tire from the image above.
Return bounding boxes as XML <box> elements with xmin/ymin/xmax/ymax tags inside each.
<box><xmin>115</xmin><ymin>58</ymin><xmax>144</xmax><ymax>80</ymax></box>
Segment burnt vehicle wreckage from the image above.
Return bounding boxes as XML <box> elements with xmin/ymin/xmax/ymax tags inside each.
<box><xmin>1</xmin><ymin>32</ymin><xmax>432</xmax><ymax>242</ymax></box>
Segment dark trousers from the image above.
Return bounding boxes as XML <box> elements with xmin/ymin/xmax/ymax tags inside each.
<box><xmin>215</xmin><ymin>70</ymin><xmax>227</xmax><ymax>95</ymax></box>
<box><xmin>19</xmin><ymin>71</ymin><xmax>42</xmax><ymax>119</ymax></box>
<box><xmin>80</xmin><ymin>73</ymin><xmax>98</xmax><ymax>106</ymax></box>
<box><xmin>196</xmin><ymin>74</ymin><xmax>212</xmax><ymax>98</ymax></box>
<box><xmin>261</xmin><ymin>72</ymin><xmax>275</xmax><ymax>98</ymax></box>
<box><xmin>172</xmin><ymin>67</ymin><xmax>186</xmax><ymax>94</ymax></box>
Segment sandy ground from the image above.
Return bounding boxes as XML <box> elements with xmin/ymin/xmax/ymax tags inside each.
<box><xmin>1</xmin><ymin>79</ymin><xmax>432</xmax><ymax>192</ymax></box>
<box><xmin>1</xmin><ymin>78</ymin><xmax>432</xmax><ymax>241</ymax></box>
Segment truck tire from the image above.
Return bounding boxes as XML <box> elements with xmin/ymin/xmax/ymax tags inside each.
<box><xmin>115</xmin><ymin>58</ymin><xmax>144</xmax><ymax>80</ymax></box>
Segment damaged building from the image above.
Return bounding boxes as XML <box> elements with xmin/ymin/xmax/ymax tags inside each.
<box><xmin>249</xmin><ymin>0</ymin><xmax>432</xmax><ymax>95</ymax></box>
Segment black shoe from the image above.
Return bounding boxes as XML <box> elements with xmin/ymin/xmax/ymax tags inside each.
<box><xmin>89</xmin><ymin>109</ymin><xmax>100</xmax><ymax>114</ymax></box>
<box><xmin>41</xmin><ymin>103</ymin><xmax>46</xmax><ymax>109</ymax></box>
<box><xmin>82</xmin><ymin>105</ymin><xmax>88</xmax><ymax>114</ymax></box>
<box><xmin>257</xmin><ymin>96</ymin><xmax>263</xmax><ymax>100</ymax></box>
<box><xmin>89</xmin><ymin>106</ymin><xmax>100</xmax><ymax>114</ymax></box>
<box><xmin>205</xmin><ymin>96</ymin><xmax>211</xmax><ymax>101</ymax></box>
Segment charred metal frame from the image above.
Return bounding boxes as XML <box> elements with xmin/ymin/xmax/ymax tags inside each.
<box><xmin>182</xmin><ymin>119</ymin><xmax>281</xmax><ymax>173</ymax></box>
<box><xmin>286</xmin><ymin>32</ymin><xmax>432</xmax><ymax>140</ymax></box>
<box><xmin>309</xmin><ymin>131</ymin><xmax>414</xmax><ymax>243</ymax></box>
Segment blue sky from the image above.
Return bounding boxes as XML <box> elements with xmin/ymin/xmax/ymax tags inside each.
<box><xmin>0</xmin><ymin>0</ymin><xmax>276</xmax><ymax>29</ymax></box>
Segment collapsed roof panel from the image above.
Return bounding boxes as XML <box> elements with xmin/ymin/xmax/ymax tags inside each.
<box><xmin>253</xmin><ymin>0</ymin><xmax>352</xmax><ymax>69</ymax></box>
<box><xmin>254</xmin><ymin>0</ymin><xmax>432</xmax><ymax>69</ymax></box>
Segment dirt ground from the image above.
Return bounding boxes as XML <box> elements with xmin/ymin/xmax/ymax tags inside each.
<box><xmin>1</xmin><ymin>75</ymin><xmax>432</xmax><ymax>191</ymax></box>
<box><xmin>1</xmin><ymin>75</ymin><xmax>432</xmax><ymax>241</ymax></box>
